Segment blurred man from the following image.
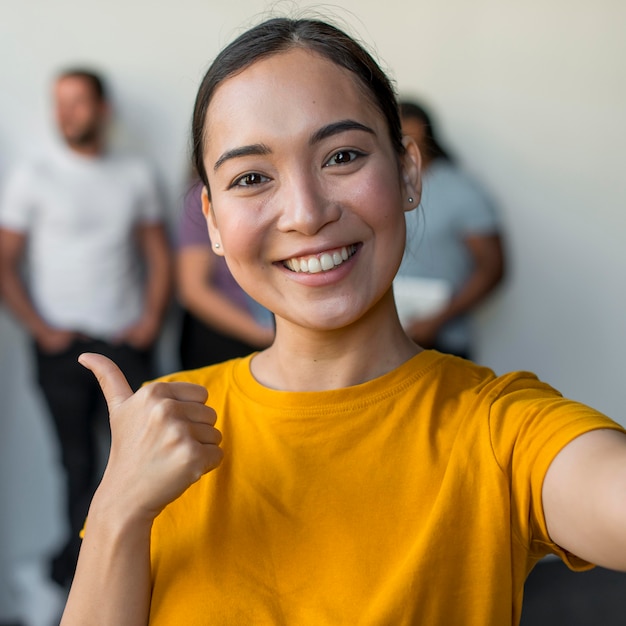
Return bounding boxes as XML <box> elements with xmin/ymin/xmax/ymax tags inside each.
<box><xmin>0</xmin><ymin>69</ymin><xmax>171</xmax><ymax>587</ymax></box>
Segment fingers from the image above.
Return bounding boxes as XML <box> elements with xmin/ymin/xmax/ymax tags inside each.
<box><xmin>178</xmin><ymin>398</ymin><xmax>218</xmax><ymax>428</ymax></box>
<box><xmin>78</xmin><ymin>352</ymin><xmax>134</xmax><ymax>411</ymax></box>
<box><xmin>188</xmin><ymin>422</ymin><xmax>222</xmax><ymax>446</ymax></box>
<box><xmin>158</xmin><ymin>381</ymin><xmax>209</xmax><ymax>405</ymax></box>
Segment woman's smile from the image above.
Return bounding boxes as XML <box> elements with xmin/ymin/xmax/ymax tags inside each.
<box><xmin>282</xmin><ymin>244</ymin><xmax>358</xmax><ymax>274</ymax></box>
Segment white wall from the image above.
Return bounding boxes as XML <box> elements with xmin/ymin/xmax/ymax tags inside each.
<box><xmin>0</xmin><ymin>0</ymin><xmax>624</xmax><ymax>602</ymax></box>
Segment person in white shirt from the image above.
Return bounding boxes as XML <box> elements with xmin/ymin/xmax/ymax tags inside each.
<box><xmin>0</xmin><ymin>68</ymin><xmax>171</xmax><ymax>588</ymax></box>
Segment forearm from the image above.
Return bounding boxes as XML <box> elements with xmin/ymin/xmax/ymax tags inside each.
<box><xmin>184</xmin><ymin>286</ymin><xmax>272</xmax><ymax>347</ymax></box>
<box><xmin>137</xmin><ymin>225</ymin><xmax>172</xmax><ymax>331</ymax></box>
<box><xmin>62</xmin><ymin>352</ymin><xmax>223</xmax><ymax>624</ymax></box>
<box><xmin>437</xmin><ymin>267</ymin><xmax>501</xmax><ymax>325</ymax></box>
<box><xmin>141</xmin><ymin>259</ymin><xmax>172</xmax><ymax>329</ymax></box>
<box><xmin>0</xmin><ymin>266</ymin><xmax>51</xmax><ymax>339</ymax></box>
<box><xmin>61</xmin><ymin>490</ymin><xmax>153</xmax><ymax>626</ymax></box>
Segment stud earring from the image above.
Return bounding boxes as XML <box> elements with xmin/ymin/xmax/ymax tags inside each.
<box><xmin>214</xmin><ymin>243</ymin><xmax>221</xmax><ymax>249</ymax></box>
<box><xmin>408</xmin><ymin>197</ymin><xmax>414</xmax><ymax>204</ymax></box>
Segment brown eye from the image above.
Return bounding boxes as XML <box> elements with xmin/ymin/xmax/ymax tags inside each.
<box><xmin>324</xmin><ymin>149</ymin><xmax>363</xmax><ymax>167</ymax></box>
<box><xmin>232</xmin><ymin>172</ymin><xmax>270</xmax><ymax>187</ymax></box>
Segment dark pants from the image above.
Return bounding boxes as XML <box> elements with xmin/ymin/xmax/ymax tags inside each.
<box><xmin>35</xmin><ymin>338</ymin><xmax>153</xmax><ymax>586</ymax></box>
<box><xmin>178</xmin><ymin>310</ymin><xmax>256</xmax><ymax>370</ymax></box>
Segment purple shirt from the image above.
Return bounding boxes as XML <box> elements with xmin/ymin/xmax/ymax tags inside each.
<box><xmin>177</xmin><ymin>182</ymin><xmax>251</xmax><ymax>312</ymax></box>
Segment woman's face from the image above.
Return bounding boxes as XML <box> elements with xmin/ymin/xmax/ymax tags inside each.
<box><xmin>202</xmin><ymin>47</ymin><xmax>419</xmax><ymax>332</ymax></box>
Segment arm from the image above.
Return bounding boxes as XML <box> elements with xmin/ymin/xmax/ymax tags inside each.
<box><xmin>0</xmin><ymin>227</ymin><xmax>75</xmax><ymax>352</ymax></box>
<box><xmin>177</xmin><ymin>245</ymin><xmax>273</xmax><ymax>348</ymax></box>
<box><xmin>543</xmin><ymin>428</ymin><xmax>626</xmax><ymax>571</ymax></box>
<box><xmin>406</xmin><ymin>232</ymin><xmax>504</xmax><ymax>347</ymax></box>
<box><xmin>119</xmin><ymin>223</ymin><xmax>172</xmax><ymax>350</ymax></box>
<box><xmin>61</xmin><ymin>354</ymin><xmax>223</xmax><ymax>625</ymax></box>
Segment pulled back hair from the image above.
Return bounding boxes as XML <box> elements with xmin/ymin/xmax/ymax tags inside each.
<box><xmin>399</xmin><ymin>100</ymin><xmax>452</xmax><ymax>163</ymax></box>
<box><xmin>192</xmin><ymin>17</ymin><xmax>404</xmax><ymax>195</ymax></box>
<box><xmin>57</xmin><ymin>68</ymin><xmax>107</xmax><ymax>102</ymax></box>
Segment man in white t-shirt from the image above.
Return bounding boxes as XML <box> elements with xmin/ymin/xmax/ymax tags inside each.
<box><xmin>0</xmin><ymin>69</ymin><xmax>171</xmax><ymax>587</ymax></box>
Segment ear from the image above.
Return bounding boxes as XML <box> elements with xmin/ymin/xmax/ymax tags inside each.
<box><xmin>201</xmin><ymin>186</ymin><xmax>224</xmax><ymax>256</ymax></box>
<box><xmin>400</xmin><ymin>135</ymin><xmax>422</xmax><ymax>212</ymax></box>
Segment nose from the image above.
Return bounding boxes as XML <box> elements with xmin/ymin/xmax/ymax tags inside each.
<box><xmin>276</xmin><ymin>171</ymin><xmax>341</xmax><ymax>235</ymax></box>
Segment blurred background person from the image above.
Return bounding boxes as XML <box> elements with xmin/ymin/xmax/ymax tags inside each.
<box><xmin>0</xmin><ymin>68</ymin><xmax>172</xmax><ymax>589</ymax></box>
<box><xmin>176</xmin><ymin>177</ymin><xmax>274</xmax><ymax>370</ymax></box>
<box><xmin>394</xmin><ymin>99</ymin><xmax>505</xmax><ymax>360</ymax></box>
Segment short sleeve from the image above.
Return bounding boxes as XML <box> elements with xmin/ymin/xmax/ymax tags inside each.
<box><xmin>453</xmin><ymin>171</ymin><xmax>500</xmax><ymax>235</ymax></box>
<box><xmin>487</xmin><ymin>373</ymin><xmax>625</xmax><ymax>568</ymax></box>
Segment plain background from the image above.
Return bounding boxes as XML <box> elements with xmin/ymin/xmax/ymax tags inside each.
<box><xmin>0</xmin><ymin>0</ymin><xmax>624</xmax><ymax>583</ymax></box>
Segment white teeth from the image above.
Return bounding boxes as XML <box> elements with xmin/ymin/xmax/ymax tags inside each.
<box><xmin>285</xmin><ymin>245</ymin><xmax>356</xmax><ymax>274</ymax></box>
<box><xmin>308</xmin><ymin>257</ymin><xmax>322</xmax><ymax>273</ymax></box>
<box><xmin>320</xmin><ymin>253</ymin><xmax>334</xmax><ymax>271</ymax></box>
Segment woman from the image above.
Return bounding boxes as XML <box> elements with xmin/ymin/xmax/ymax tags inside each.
<box><xmin>176</xmin><ymin>178</ymin><xmax>274</xmax><ymax>370</ymax></box>
<box><xmin>61</xmin><ymin>17</ymin><xmax>626</xmax><ymax>626</ymax></box>
<box><xmin>394</xmin><ymin>100</ymin><xmax>504</xmax><ymax>360</ymax></box>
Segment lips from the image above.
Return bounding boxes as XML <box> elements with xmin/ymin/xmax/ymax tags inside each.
<box><xmin>283</xmin><ymin>245</ymin><xmax>357</xmax><ymax>274</ymax></box>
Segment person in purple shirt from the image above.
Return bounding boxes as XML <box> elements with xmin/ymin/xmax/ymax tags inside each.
<box><xmin>176</xmin><ymin>180</ymin><xmax>274</xmax><ymax>369</ymax></box>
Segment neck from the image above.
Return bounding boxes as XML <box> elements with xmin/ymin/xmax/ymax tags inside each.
<box><xmin>251</xmin><ymin>290</ymin><xmax>421</xmax><ymax>391</ymax></box>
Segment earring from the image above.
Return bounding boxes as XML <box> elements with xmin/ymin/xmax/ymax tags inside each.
<box><xmin>214</xmin><ymin>243</ymin><xmax>221</xmax><ymax>249</ymax></box>
<box><xmin>408</xmin><ymin>197</ymin><xmax>414</xmax><ymax>204</ymax></box>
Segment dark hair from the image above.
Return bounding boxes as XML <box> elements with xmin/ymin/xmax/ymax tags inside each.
<box><xmin>192</xmin><ymin>17</ymin><xmax>404</xmax><ymax>194</ymax></box>
<box><xmin>57</xmin><ymin>68</ymin><xmax>107</xmax><ymax>102</ymax></box>
<box><xmin>399</xmin><ymin>100</ymin><xmax>452</xmax><ymax>163</ymax></box>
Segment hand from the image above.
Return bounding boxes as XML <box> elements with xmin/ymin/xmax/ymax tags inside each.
<box><xmin>251</xmin><ymin>325</ymin><xmax>275</xmax><ymax>349</ymax></box>
<box><xmin>35</xmin><ymin>327</ymin><xmax>76</xmax><ymax>354</ymax></box>
<box><xmin>115</xmin><ymin>316</ymin><xmax>159</xmax><ymax>350</ymax></box>
<box><xmin>79</xmin><ymin>353</ymin><xmax>223</xmax><ymax>521</ymax></box>
<box><xmin>405</xmin><ymin>315</ymin><xmax>444</xmax><ymax>348</ymax></box>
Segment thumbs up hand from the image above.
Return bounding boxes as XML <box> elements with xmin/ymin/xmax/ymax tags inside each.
<box><xmin>79</xmin><ymin>353</ymin><xmax>223</xmax><ymax>521</ymax></box>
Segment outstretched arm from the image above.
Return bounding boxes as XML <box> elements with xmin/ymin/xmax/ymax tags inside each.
<box><xmin>543</xmin><ymin>428</ymin><xmax>626</xmax><ymax>571</ymax></box>
<box><xmin>61</xmin><ymin>353</ymin><xmax>223</xmax><ymax>625</ymax></box>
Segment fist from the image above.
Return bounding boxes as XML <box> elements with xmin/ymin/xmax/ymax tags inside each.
<box><xmin>79</xmin><ymin>353</ymin><xmax>223</xmax><ymax>520</ymax></box>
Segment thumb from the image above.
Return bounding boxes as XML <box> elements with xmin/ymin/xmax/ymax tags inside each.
<box><xmin>78</xmin><ymin>352</ymin><xmax>134</xmax><ymax>411</ymax></box>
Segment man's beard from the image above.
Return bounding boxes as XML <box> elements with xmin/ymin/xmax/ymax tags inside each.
<box><xmin>63</xmin><ymin>124</ymin><xmax>99</xmax><ymax>148</ymax></box>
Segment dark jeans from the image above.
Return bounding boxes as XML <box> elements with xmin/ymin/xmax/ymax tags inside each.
<box><xmin>35</xmin><ymin>337</ymin><xmax>153</xmax><ymax>586</ymax></box>
<box><xmin>178</xmin><ymin>310</ymin><xmax>256</xmax><ymax>370</ymax></box>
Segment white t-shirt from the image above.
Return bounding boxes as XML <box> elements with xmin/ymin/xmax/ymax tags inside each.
<box><xmin>0</xmin><ymin>144</ymin><xmax>163</xmax><ymax>339</ymax></box>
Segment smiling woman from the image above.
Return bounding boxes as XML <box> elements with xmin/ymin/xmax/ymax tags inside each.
<box><xmin>60</xmin><ymin>15</ymin><xmax>626</xmax><ymax>626</ymax></box>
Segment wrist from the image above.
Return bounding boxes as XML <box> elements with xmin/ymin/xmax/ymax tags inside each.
<box><xmin>89</xmin><ymin>478</ymin><xmax>158</xmax><ymax>532</ymax></box>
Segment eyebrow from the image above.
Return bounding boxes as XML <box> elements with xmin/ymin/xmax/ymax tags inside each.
<box><xmin>309</xmin><ymin>119</ymin><xmax>376</xmax><ymax>145</ymax></box>
<box><xmin>212</xmin><ymin>119</ymin><xmax>375</xmax><ymax>172</ymax></box>
<box><xmin>213</xmin><ymin>144</ymin><xmax>271</xmax><ymax>172</ymax></box>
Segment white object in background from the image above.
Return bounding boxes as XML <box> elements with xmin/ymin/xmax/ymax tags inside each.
<box><xmin>393</xmin><ymin>276</ymin><xmax>452</xmax><ymax>328</ymax></box>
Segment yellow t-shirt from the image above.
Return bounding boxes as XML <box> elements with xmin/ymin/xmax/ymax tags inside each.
<box><xmin>148</xmin><ymin>351</ymin><xmax>622</xmax><ymax>625</ymax></box>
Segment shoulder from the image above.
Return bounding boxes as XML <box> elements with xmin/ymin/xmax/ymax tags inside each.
<box><xmin>425</xmin><ymin>353</ymin><xmax>610</xmax><ymax>430</ymax></box>
<box><xmin>106</xmin><ymin>152</ymin><xmax>157</xmax><ymax>184</ymax></box>
<box><xmin>427</xmin><ymin>160</ymin><xmax>487</xmax><ymax>200</ymax></box>
<box><xmin>3</xmin><ymin>154</ymin><xmax>49</xmax><ymax>184</ymax></box>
